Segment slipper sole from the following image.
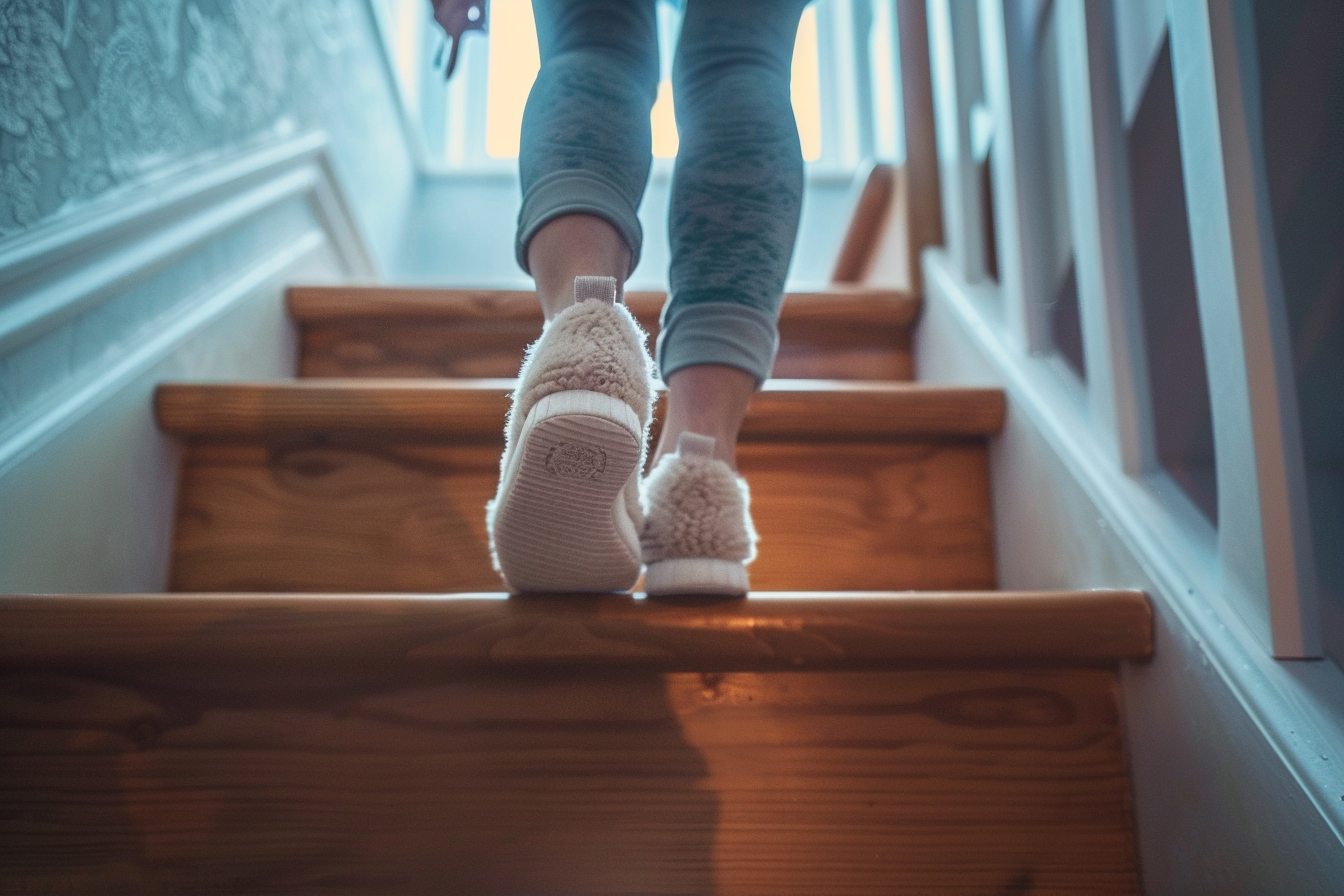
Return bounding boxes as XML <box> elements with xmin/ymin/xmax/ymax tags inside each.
<box><xmin>492</xmin><ymin>390</ymin><xmax>643</xmax><ymax>592</ymax></box>
<box><xmin>643</xmin><ymin>558</ymin><xmax>749</xmax><ymax>597</ymax></box>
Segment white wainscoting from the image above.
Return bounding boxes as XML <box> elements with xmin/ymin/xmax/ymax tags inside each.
<box><xmin>0</xmin><ymin>134</ymin><xmax>373</xmax><ymax>592</ymax></box>
<box><xmin>918</xmin><ymin>248</ymin><xmax>1344</xmax><ymax>893</ymax></box>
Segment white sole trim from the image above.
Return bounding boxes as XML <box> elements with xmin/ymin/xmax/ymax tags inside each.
<box><xmin>492</xmin><ymin>390</ymin><xmax>643</xmax><ymax>592</ymax></box>
<box><xmin>643</xmin><ymin>558</ymin><xmax>749</xmax><ymax>597</ymax></box>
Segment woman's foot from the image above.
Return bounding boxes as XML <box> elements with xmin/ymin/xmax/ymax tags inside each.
<box><xmin>487</xmin><ymin>276</ymin><xmax>656</xmax><ymax>593</ymax></box>
<box><xmin>641</xmin><ymin>431</ymin><xmax>757</xmax><ymax>596</ymax></box>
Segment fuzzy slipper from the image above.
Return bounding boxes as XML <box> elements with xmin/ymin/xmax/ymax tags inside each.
<box><xmin>641</xmin><ymin>431</ymin><xmax>757</xmax><ymax>596</ymax></box>
<box><xmin>487</xmin><ymin>276</ymin><xmax>656</xmax><ymax>592</ymax></box>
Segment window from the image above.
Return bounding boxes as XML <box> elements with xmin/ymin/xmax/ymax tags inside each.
<box><xmin>376</xmin><ymin>0</ymin><xmax>838</xmax><ymax>172</ymax></box>
<box><xmin>483</xmin><ymin>0</ymin><xmax>541</xmax><ymax>159</ymax></box>
<box><xmin>867</xmin><ymin>0</ymin><xmax>902</xmax><ymax>163</ymax></box>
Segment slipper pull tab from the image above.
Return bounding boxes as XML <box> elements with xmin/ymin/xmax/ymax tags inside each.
<box><xmin>574</xmin><ymin>276</ymin><xmax>620</xmax><ymax>305</ymax></box>
<box><xmin>676</xmin><ymin>432</ymin><xmax>717</xmax><ymax>459</ymax></box>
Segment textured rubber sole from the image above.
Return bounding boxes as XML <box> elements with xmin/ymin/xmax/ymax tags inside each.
<box><xmin>643</xmin><ymin>558</ymin><xmax>750</xmax><ymax>597</ymax></box>
<box><xmin>492</xmin><ymin>390</ymin><xmax>643</xmax><ymax>592</ymax></box>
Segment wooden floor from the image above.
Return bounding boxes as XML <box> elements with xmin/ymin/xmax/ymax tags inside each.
<box><xmin>0</xmin><ymin>283</ymin><xmax>1150</xmax><ymax>894</ymax></box>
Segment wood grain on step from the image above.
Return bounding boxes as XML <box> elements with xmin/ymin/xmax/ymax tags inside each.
<box><xmin>156</xmin><ymin>379</ymin><xmax>516</xmax><ymax>441</ymax></box>
<box><xmin>169</xmin><ymin>441</ymin><xmax>501</xmax><ymax>592</ymax></box>
<box><xmin>154</xmin><ymin>380</ymin><xmax>1005</xmax><ymax>440</ymax></box>
<box><xmin>300</xmin><ymin>322</ymin><xmax>916</xmax><ymax>381</ymax></box>
<box><xmin>0</xmin><ymin>591</ymin><xmax>1152</xmax><ymax>670</ymax></box>
<box><xmin>0</xmin><ymin>667</ymin><xmax>1138</xmax><ymax>894</ymax></box>
<box><xmin>746</xmin><ymin>440</ymin><xmax>995</xmax><ymax>590</ymax></box>
<box><xmin>286</xmin><ymin>285</ymin><xmax>920</xmax><ymax>325</ymax></box>
<box><xmin>166</xmin><ymin>438</ymin><xmax>996</xmax><ymax>594</ymax></box>
<box><xmin>288</xmin><ymin>286</ymin><xmax>919</xmax><ymax>380</ymax></box>
<box><xmin>743</xmin><ymin>381</ymin><xmax>1004</xmax><ymax>439</ymax></box>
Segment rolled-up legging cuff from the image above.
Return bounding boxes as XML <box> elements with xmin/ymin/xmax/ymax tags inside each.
<box><xmin>657</xmin><ymin>301</ymin><xmax>779</xmax><ymax>387</ymax></box>
<box><xmin>516</xmin><ymin>170</ymin><xmax>645</xmax><ymax>275</ymax></box>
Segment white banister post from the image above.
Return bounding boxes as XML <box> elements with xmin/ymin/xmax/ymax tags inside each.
<box><xmin>976</xmin><ymin>0</ymin><xmax>1051</xmax><ymax>354</ymax></box>
<box><xmin>927</xmin><ymin>0</ymin><xmax>991</xmax><ymax>286</ymax></box>
<box><xmin>1055</xmin><ymin>0</ymin><xmax>1155</xmax><ymax>473</ymax></box>
<box><xmin>1167</xmin><ymin>0</ymin><xmax>1319</xmax><ymax>657</ymax></box>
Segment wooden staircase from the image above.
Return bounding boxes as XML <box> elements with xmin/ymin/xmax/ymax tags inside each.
<box><xmin>0</xmin><ymin>284</ymin><xmax>1151</xmax><ymax>894</ymax></box>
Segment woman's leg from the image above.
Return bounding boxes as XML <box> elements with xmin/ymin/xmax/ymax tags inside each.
<box><xmin>659</xmin><ymin>364</ymin><xmax>756</xmax><ymax>469</ymax></box>
<box><xmin>490</xmin><ymin>0</ymin><xmax>662</xmax><ymax>593</ymax></box>
<box><xmin>527</xmin><ymin>215</ymin><xmax>631</xmax><ymax>320</ymax></box>
<box><xmin>518</xmin><ymin>0</ymin><xmax>659</xmax><ymax>317</ymax></box>
<box><xmin>654</xmin><ymin>0</ymin><xmax>811</xmax><ymax>466</ymax></box>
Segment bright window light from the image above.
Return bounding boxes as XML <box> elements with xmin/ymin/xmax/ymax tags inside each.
<box><xmin>485</xmin><ymin>0</ymin><xmax>540</xmax><ymax>159</ymax></box>
<box><xmin>650</xmin><ymin>2</ymin><xmax>682</xmax><ymax>157</ymax></box>
<box><xmin>868</xmin><ymin>0</ymin><xmax>902</xmax><ymax>162</ymax></box>
<box><xmin>484</xmin><ymin>2</ymin><xmax>822</xmax><ymax>162</ymax></box>
<box><xmin>651</xmin><ymin>80</ymin><xmax>680</xmax><ymax>158</ymax></box>
<box><xmin>792</xmin><ymin>6</ymin><xmax>823</xmax><ymax>161</ymax></box>
<box><xmin>390</xmin><ymin>0</ymin><xmax>423</xmax><ymax>115</ymax></box>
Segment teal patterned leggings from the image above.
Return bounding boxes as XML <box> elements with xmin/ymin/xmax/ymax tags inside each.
<box><xmin>516</xmin><ymin>0</ymin><xmax>811</xmax><ymax>384</ymax></box>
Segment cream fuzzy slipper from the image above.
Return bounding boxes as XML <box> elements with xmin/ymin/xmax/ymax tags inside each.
<box><xmin>487</xmin><ymin>276</ymin><xmax>656</xmax><ymax>592</ymax></box>
<box><xmin>641</xmin><ymin>432</ymin><xmax>757</xmax><ymax>596</ymax></box>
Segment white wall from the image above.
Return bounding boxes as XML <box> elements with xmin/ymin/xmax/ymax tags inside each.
<box><xmin>0</xmin><ymin>137</ymin><xmax>380</xmax><ymax>591</ymax></box>
<box><xmin>919</xmin><ymin>249</ymin><xmax>1344</xmax><ymax>894</ymax></box>
<box><xmin>0</xmin><ymin>0</ymin><xmax>413</xmax><ymax>591</ymax></box>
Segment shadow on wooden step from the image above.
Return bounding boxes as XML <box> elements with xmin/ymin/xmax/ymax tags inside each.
<box><xmin>0</xmin><ymin>665</ymin><xmax>1138</xmax><ymax>894</ymax></box>
<box><xmin>0</xmin><ymin>593</ymin><xmax>1147</xmax><ymax>891</ymax></box>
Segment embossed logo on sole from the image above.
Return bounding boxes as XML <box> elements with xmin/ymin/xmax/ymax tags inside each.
<box><xmin>545</xmin><ymin>441</ymin><xmax>607</xmax><ymax>480</ymax></box>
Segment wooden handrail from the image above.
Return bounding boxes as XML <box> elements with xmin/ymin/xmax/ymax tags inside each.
<box><xmin>831</xmin><ymin>162</ymin><xmax>898</xmax><ymax>284</ymax></box>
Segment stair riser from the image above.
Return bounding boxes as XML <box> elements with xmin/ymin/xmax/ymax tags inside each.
<box><xmin>0</xmin><ymin>667</ymin><xmax>1138</xmax><ymax>894</ymax></box>
<box><xmin>168</xmin><ymin>437</ymin><xmax>995</xmax><ymax>593</ymax></box>
<box><xmin>297</xmin><ymin>320</ymin><xmax>914</xmax><ymax>380</ymax></box>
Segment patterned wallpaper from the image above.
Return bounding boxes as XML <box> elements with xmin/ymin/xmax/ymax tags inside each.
<box><xmin>0</xmin><ymin>0</ymin><xmax>400</xmax><ymax>237</ymax></box>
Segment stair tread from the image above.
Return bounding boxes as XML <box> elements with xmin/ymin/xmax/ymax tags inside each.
<box><xmin>155</xmin><ymin>379</ymin><xmax>1006</xmax><ymax>439</ymax></box>
<box><xmin>0</xmin><ymin>590</ymin><xmax>1150</xmax><ymax>668</ymax></box>
<box><xmin>287</xmin><ymin>284</ymin><xmax>921</xmax><ymax>326</ymax></box>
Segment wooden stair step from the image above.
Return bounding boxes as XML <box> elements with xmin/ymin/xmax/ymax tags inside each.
<box><xmin>0</xmin><ymin>591</ymin><xmax>1152</xmax><ymax>672</ymax></box>
<box><xmin>155</xmin><ymin>379</ymin><xmax>1005</xmax><ymax>440</ymax></box>
<box><xmin>155</xmin><ymin>382</ymin><xmax>1005</xmax><ymax>593</ymax></box>
<box><xmin>0</xmin><ymin>591</ymin><xmax>1146</xmax><ymax>894</ymax></box>
<box><xmin>287</xmin><ymin>285</ymin><xmax>921</xmax><ymax>380</ymax></box>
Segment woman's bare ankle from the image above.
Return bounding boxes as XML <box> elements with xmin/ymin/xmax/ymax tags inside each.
<box><xmin>654</xmin><ymin>364</ymin><xmax>757</xmax><ymax>469</ymax></box>
<box><xmin>527</xmin><ymin>214</ymin><xmax>632</xmax><ymax>320</ymax></box>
